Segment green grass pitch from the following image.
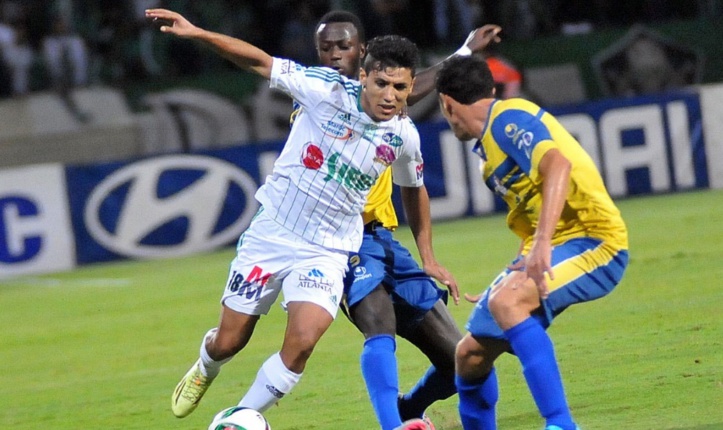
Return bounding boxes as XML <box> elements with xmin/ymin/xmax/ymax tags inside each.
<box><xmin>1</xmin><ymin>189</ymin><xmax>721</xmax><ymax>430</ymax></box>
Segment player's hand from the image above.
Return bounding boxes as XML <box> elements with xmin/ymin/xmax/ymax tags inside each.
<box><xmin>521</xmin><ymin>241</ymin><xmax>553</xmax><ymax>299</ymax></box>
<box><xmin>424</xmin><ymin>263</ymin><xmax>460</xmax><ymax>305</ymax></box>
<box><xmin>462</xmin><ymin>24</ymin><xmax>502</xmax><ymax>54</ymax></box>
<box><xmin>145</xmin><ymin>8</ymin><xmax>199</xmax><ymax>38</ymax></box>
<box><xmin>463</xmin><ymin>292</ymin><xmax>483</xmax><ymax>303</ymax></box>
<box><xmin>397</xmin><ymin>103</ymin><xmax>409</xmax><ymax>118</ymax></box>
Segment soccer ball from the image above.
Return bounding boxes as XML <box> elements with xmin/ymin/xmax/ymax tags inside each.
<box><xmin>207</xmin><ymin>406</ymin><xmax>271</xmax><ymax>430</ymax></box>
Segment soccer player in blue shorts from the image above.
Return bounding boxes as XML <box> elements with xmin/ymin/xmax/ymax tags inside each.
<box><xmin>311</xmin><ymin>11</ymin><xmax>501</xmax><ymax>430</ymax></box>
<box><xmin>435</xmin><ymin>55</ymin><xmax>629</xmax><ymax>430</ymax></box>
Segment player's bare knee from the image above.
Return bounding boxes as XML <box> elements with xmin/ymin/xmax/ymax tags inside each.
<box><xmin>455</xmin><ymin>335</ymin><xmax>484</xmax><ymax>368</ymax></box>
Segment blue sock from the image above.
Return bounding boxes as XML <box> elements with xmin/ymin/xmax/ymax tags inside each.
<box><xmin>456</xmin><ymin>368</ymin><xmax>498</xmax><ymax>430</ymax></box>
<box><xmin>399</xmin><ymin>365</ymin><xmax>457</xmax><ymax>420</ymax></box>
<box><xmin>504</xmin><ymin>317</ymin><xmax>576</xmax><ymax>430</ymax></box>
<box><xmin>361</xmin><ymin>335</ymin><xmax>401</xmax><ymax>430</ymax></box>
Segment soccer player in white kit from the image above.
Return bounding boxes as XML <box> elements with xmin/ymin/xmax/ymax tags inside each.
<box><xmin>145</xmin><ymin>8</ymin><xmax>426</xmax><ymax>421</ymax></box>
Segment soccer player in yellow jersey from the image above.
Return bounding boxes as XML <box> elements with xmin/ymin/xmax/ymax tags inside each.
<box><xmin>310</xmin><ymin>11</ymin><xmax>501</xmax><ymax>430</ymax></box>
<box><xmin>436</xmin><ymin>55</ymin><xmax>629</xmax><ymax>430</ymax></box>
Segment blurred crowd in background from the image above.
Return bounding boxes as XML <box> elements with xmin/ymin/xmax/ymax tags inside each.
<box><xmin>0</xmin><ymin>0</ymin><xmax>718</xmax><ymax>99</ymax></box>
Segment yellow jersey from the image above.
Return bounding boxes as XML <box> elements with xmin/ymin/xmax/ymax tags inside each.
<box><xmin>475</xmin><ymin>98</ymin><xmax>628</xmax><ymax>252</ymax></box>
<box><xmin>361</xmin><ymin>169</ymin><xmax>398</xmax><ymax>229</ymax></box>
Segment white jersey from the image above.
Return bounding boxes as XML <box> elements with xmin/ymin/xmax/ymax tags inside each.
<box><xmin>255</xmin><ymin>57</ymin><xmax>424</xmax><ymax>252</ymax></box>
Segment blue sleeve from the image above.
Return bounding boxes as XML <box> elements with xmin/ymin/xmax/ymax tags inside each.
<box><xmin>489</xmin><ymin>109</ymin><xmax>553</xmax><ymax>175</ymax></box>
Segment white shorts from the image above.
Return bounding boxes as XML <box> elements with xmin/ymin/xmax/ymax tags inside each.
<box><xmin>221</xmin><ymin>209</ymin><xmax>348</xmax><ymax>318</ymax></box>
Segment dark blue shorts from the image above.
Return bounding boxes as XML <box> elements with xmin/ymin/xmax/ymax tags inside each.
<box><xmin>344</xmin><ymin>225</ymin><xmax>447</xmax><ymax>331</ymax></box>
<box><xmin>466</xmin><ymin>237</ymin><xmax>629</xmax><ymax>339</ymax></box>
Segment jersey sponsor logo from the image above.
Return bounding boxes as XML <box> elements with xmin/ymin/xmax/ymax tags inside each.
<box><xmin>352</xmin><ymin>265</ymin><xmax>373</xmax><ymax>283</ymax></box>
<box><xmin>298</xmin><ymin>268</ymin><xmax>334</xmax><ymax>293</ymax></box>
<box><xmin>349</xmin><ymin>254</ymin><xmax>361</xmax><ymax>266</ymax></box>
<box><xmin>84</xmin><ymin>155</ymin><xmax>258</xmax><ymax>258</ymax></box>
<box><xmin>382</xmin><ymin>132</ymin><xmax>403</xmax><ymax>147</ymax></box>
<box><xmin>302</xmin><ymin>143</ymin><xmax>324</xmax><ymax>169</ymax></box>
<box><xmin>226</xmin><ymin>265</ymin><xmax>272</xmax><ymax>300</ymax></box>
<box><xmin>289</xmin><ymin>107</ymin><xmax>301</xmax><ymax>126</ymax></box>
<box><xmin>308</xmin><ymin>268</ymin><xmax>325</xmax><ymax>277</ymax></box>
<box><xmin>324</xmin><ymin>152</ymin><xmax>375</xmax><ymax>191</ymax></box>
<box><xmin>490</xmin><ymin>175</ymin><xmax>509</xmax><ymax>196</ymax></box>
<box><xmin>518</xmin><ymin>132</ymin><xmax>534</xmax><ymax>158</ymax></box>
<box><xmin>504</xmin><ymin>123</ymin><xmax>518</xmax><ymax>137</ymax></box>
<box><xmin>374</xmin><ymin>145</ymin><xmax>396</xmax><ymax>166</ymax></box>
<box><xmin>337</xmin><ymin>112</ymin><xmax>352</xmax><ymax>124</ymax></box>
<box><xmin>321</xmin><ymin>120</ymin><xmax>354</xmax><ymax>140</ymax></box>
<box><xmin>416</xmin><ymin>164</ymin><xmax>424</xmax><ymax>180</ymax></box>
<box><xmin>362</xmin><ymin>124</ymin><xmax>379</xmax><ymax>141</ymax></box>
<box><xmin>504</xmin><ymin>123</ymin><xmax>534</xmax><ymax>159</ymax></box>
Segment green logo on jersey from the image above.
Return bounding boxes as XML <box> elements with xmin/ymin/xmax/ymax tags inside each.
<box><xmin>324</xmin><ymin>152</ymin><xmax>375</xmax><ymax>191</ymax></box>
<box><xmin>362</xmin><ymin>124</ymin><xmax>379</xmax><ymax>141</ymax></box>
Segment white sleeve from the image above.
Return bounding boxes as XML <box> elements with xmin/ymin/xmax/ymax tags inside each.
<box><xmin>392</xmin><ymin>125</ymin><xmax>424</xmax><ymax>188</ymax></box>
<box><xmin>269</xmin><ymin>57</ymin><xmax>339</xmax><ymax>110</ymax></box>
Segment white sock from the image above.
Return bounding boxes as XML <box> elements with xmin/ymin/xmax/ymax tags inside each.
<box><xmin>238</xmin><ymin>352</ymin><xmax>302</xmax><ymax>412</ymax></box>
<box><xmin>198</xmin><ymin>328</ymin><xmax>230</xmax><ymax>379</ymax></box>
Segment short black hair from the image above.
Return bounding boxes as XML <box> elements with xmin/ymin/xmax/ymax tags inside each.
<box><xmin>436</xmin><ymin>56</ymin><xmax>495</xmax><ymax>104</ymax></box>
<box><xmin>363</xmin><ymin>35</ymin><xmax>419</xmax><ymax>78</ymax></box>
<box><xmin>316</xmin><ymin>10</ymin><xmax>366</xmax><ymax>43</ymax></box>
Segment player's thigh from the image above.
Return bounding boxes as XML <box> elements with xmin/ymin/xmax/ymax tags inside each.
<box><xmin>345</xmin><ymin>234</ymin><xmax>388</xmax><ymax>309</ymax></box>
<box><xmin>280</xmin><ymin>301</ymin><xmax>337</xmax><ymax>371</ymax></box>
<box><xmin>221</xmin><ymin>213</ymin><xmax>294</xmax><ymax>316</ymax></box>
<box><xmin>542</xmin><ymin>238</ymin><xmax>629</xmax><ymax>322</ymax></box>
<box><xmin>472</xmin><ymin>238</ymin><xmax>629</xmax><ymax>335</ymax></box>
<box><xmin>386</xmin><ymin>235</ymin><xmax>448</xmax><ymax>332</ymax></box>
<box><xmin>487</xmin><ymin>270</ymin><xmax>540</xmax><ymax>325</ymax></box>
<box><xmin>281</xmin><ymin>249</ymin><xmax>348</xmax><ymax>321</ymax></box>
<box><xmin>401</xmin><ymin>299</ymin><xmax>462</xmax><ymax>371</ymax></box>
<box><xmin>349</xmin><ymin>284</ymin><xmax>396</xmax><ymax>337</ymax></box>
<box><xmin>279</xmin><ymin>251</ymin><xmax>347</xmax><ymax>359</ymax></box>
<box><xmin>465</xmin><ymin>286</ymin><xmax>507</xmax><ymax>340</ymax></box>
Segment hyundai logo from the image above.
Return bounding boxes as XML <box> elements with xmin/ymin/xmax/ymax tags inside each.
<box><xmin>84</xmin><ymin>155</ymin><xmax>259</xmax><ymax>258</ymax></box>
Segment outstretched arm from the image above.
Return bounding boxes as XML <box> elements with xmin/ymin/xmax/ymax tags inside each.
<box><xmin>407</xmin><ymin>24</ymin><xmax>502</xmax><ymax>106</ymax></box>
<box><xmin>400</xmin><ymin>185</ymin><xmax>460</xmax><ymax>304</ymax></box>
<box><xmin>145</xmin><ymin>8</ymin><xmax>273</xmax><ymax>79</ymax></box>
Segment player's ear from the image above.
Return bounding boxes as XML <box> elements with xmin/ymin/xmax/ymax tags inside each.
<box><xmin>359</xmin><ymin>68</ymin><xmax>367</xmax><ymax>88</ymax></box>
<box><xmin>438</xmin><ymin>93</ymin><xmax>453</xmax><ymax>117</ymax></box>
<box><xmin>359</xmin><ymin>43</ymin><xmax>366</xmax><ymax>58</ymax></box>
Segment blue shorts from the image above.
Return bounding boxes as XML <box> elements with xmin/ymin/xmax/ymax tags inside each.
<box><xmin>466</xmin><ymin>237</ymin><xmax>628</xmax><ymax>339</ymax></box>
<box><xmin>344</xmin><ymin>224</ymin><xmax>447</xmax><ymax>332</ymax></box>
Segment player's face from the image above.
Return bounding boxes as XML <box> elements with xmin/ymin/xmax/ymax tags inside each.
<box><xmin>438</xmin><ymin>94</ymin><xmax>478</xmax><ymax>141</ymax></box>
<box><xmin>359</xmin><ymin>66</ymin><xmax>414</xmax><ymax>122</ymax></box>
<box><xmin>315</xmin><ymin>22</ymin><xmax>364</xmax><ymax>79</ymax></box>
